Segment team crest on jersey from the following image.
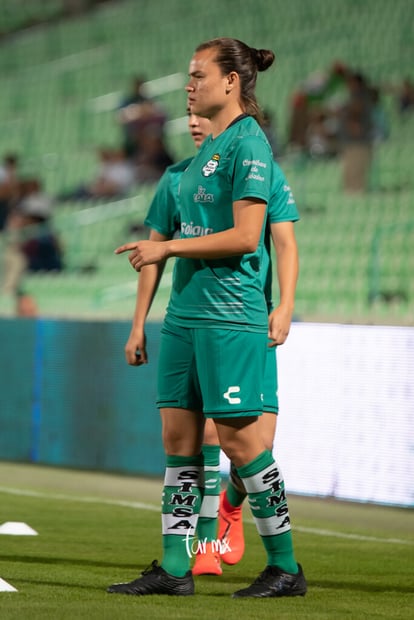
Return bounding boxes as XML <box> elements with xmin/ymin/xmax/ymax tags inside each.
<box><xmin>202</xmin><ymin>153</ymin><xmax>220</xmax><ymax>177</ymax></box>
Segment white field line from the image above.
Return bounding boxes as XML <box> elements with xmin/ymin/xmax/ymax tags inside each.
<box><xmin>0</xmin><ymin>486</ymin><xmax>155</xmax><ymax>512</ymax></box>
<box><xmin>289</xmin><ymin>525</ymin><xmax>414</xmax><ymax>545</ymax></box>
<box><xmin>0</xmin><ymin>486</ymin><xmax>412</xmax><ymax>546</ymax></box>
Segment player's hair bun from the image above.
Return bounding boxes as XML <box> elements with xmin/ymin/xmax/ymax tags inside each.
<box><xmin>252</xmin><ymin>48</ymin><xmax>275</xmax><ymax>72</ymax></box>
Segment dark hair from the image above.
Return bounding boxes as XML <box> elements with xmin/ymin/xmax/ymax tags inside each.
<box><xmin>4</xmin><ymin>153</ymin><xmax>18</xmax><ymax>166</ymax></box>
<box><xmin>195</xmin><ymin>38</ymin><xmax>275</xmax><ymax>122</ymax></box>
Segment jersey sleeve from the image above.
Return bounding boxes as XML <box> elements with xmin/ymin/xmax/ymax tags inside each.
<box><xmin>268</xmin><ymin>162</ymin><xmax>300</xmax><ymax>223</ymax></box>
<box><xmin>231</xmin><ymin>135</ymin><xmax>273</xmax><ymax>204</ymax></box>
<box><xmin>144</xmin><ymin>169</ymin><xmax>180</xmax><ymax>237</ymax></box>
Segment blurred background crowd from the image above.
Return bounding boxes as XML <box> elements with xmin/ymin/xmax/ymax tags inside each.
<box><xmin>0</xmin><ymin>0</ymin><xmax>413</xmax><ymax>323</ymax></box>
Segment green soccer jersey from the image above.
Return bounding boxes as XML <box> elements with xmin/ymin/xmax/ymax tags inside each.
<box><xmin>167</xmin><ymin>115</ymin><xmax>274</xmax><ymax>332</ymax></box>
<box><xmin>144</xmin><ymin>157</ymin><xmax>192</xmax><ymax>237</ymax></box>
<box><xmin>262</xmin><ymin>162</ymin><xmax>300</xmax><ymax>313</ymax></box>
<box><xmin>144</xmin><ymin>121</ymin><xmax>299</xmax><ymax>324</ymax></box>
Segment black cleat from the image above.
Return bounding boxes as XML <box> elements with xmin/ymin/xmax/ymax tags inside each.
<box><xmin>232</xmin><ymin>563</ymin><xmax>307</xmax><ymax>598</ymax></box>
<box><xmin>107</xmin><ymin>560</ymin><xmax>194</xmax><ymax>596</ymax></box>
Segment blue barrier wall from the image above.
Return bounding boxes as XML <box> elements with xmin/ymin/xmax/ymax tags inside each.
<box><xmin>0</xmin><ymin>318</ymin><xmax>165</xmax><ymax>476</ymax></box>
<box><xmin>2</xmin><ymin>318</ymin><xmax>413</xmax><ymax>506</ymax></box>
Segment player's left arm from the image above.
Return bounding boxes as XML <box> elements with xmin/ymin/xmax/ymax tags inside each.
<box><xmin>268</xmin><ymin>220</ymin><xmax>299</xmax><ymax>347</ymax></box>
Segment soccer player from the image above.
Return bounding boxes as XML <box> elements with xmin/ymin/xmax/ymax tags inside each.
<box><xmin>192</xmin><ymin>126</ymin><xmax>299</xmax><ymax>576</ymax></box>
<box><xmin>108</xmin><ymin>37</ymin><xmax>306</xmax><ymax>599</ymax></box>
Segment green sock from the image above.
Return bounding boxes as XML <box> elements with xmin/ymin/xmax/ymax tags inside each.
<box><xmin>237</xmin><ymin>450</ymin><xmax>298</xmax><ymax>574</ymax></box>
<box><xmin>161</xmin><ymin>454</ymin><xmax>204</xmax><ymax>577</ymax></box>
<box><xmin>226</xmin><ymin>462</ymin><xmax>247</xmax><ymax>507</ymax></box>
<box><xmin>196</xmin><ymin>444</ymin><xmax>221</xmax><ymax>543</ymax></box>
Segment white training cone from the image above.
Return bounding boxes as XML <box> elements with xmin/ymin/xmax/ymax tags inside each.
<box><xmin>0</xmin><ymin>522</ymin><xmax>38</xmax><ymax>536</ymax></box>
<box><xmin>0</xmin><ymin>578</ymin><xmax>17</xmax><ymax>592</ymax></box>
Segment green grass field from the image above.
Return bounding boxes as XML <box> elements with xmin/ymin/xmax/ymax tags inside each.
<box><xmin>0</xmin><ymin>462</ymin><xmax>413</xmax><ymax>619</ymax></box>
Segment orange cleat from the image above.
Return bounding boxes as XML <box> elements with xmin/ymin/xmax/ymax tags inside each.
<box><xmin>218</xmin><ymin>490</ymin><xmax>245</xmax><ymax>565</ymax></box>
<box><xmin>192</xmin><ymin>543</ymin><xmax>222</xmax><ymax>576</ymax></box>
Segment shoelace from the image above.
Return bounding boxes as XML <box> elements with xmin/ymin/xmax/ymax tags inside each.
<box><xmin>142</xmin><ymin>560</ymin><xmax>160</xmax><ymax>575</ymax></box>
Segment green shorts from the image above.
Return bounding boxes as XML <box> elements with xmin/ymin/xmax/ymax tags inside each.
<box><xmin>157</xmin><ymin>322</ymin><xmax>268</xmax><ymax>418</ymax></box>
<box><xmin>263</xmin><ymin>345</ymin><xmax>278</xmax><ymax>414</ymax></box>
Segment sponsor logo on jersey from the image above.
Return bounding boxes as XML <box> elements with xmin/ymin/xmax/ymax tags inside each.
<box><xmin>283</xmin><ymin>184</ymin><xmax>296</xmax><ymax>205</ymax></box>
<box><xmin>181</xmin><ymin>221</ymin><xmax>213</xmax><ymax>236</ymax></box>
<box><xmin>193</xmin><ymin>185</ymin><xmax>214</xmax><ymax>203</ymax></box>
<box><xmin>243</xmin><ymin>158</ymin><xmax>267</xmax><ymax>182</ymax></box>
<box><xmin>243</xmin><ymin>159</ymin><xmax>267</xmax><ymax>168</ymax></box>
<box><xmin>202</xmin><ymin>153</ymin><xmax>220</xmax><ymax>177</ymax></box>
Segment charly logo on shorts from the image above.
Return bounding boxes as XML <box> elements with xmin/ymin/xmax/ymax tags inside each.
<box><xmin>202</xmin><ymin>153</ymin><xmax>220</xmax><ymax>177</ymax></box>
<box><xmin>223</xmin><ymin>386</ymin><xmax>241</xmax><ymax>405</ymax></box>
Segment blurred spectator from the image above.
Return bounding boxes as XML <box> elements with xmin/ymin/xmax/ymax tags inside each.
<box><xmin>1</xmin><ymin>177</ymin><xmax>63</xmax><ymax>297</ymax></box>
<box><xmin>135</xmin><ymin>132</ymin><xmax>175</xmax><ymax>184</ymax></box>
<box><xmin>15</xmin><ymin>178</ymin><xmax>63</xmax><ymax>272</ymax></box>
<box><xmin>287</xmin><ymin>61</ymin><xmax>349</xmax><ymax>155</ymax></box>
<box><xmin>117</xmin><ymin>75</ymin><xmax>174</xmax><ymax>179</ymax></box>
<box><xmin>0</xmin><ymin>153</ymin><xmax>20</xmax><ymax>230</ymax></box>
<box><xmin>397</xmin><ymin>78</ymin><xmax>414</xmax><ymax>115</ymax></box>
<box><xmin>337</xmin><ymin>71</ymin><xmax>374</xmax><ymax>193</ymax></box>
<box><xmin>1</xmin><ymin>234</ymin><xmax>26</xmax><ymax>296</ymax></box>
<box><xmin>58</xmin><ymin>147</ymin><xmax>135</xmax><ymax>201</ymax></box>
<box><xmin>286</xmin><ymin>61</ymin><xmax>388</xmax><ymax>192</ymax></box>
<box><xmin>306</xmin><ymin>108</ymin><xmax>339</xmax><ymax>159</ymax></box>
<box><xmin>287</xmin><ymin>90</ymin><xmax>309</xmax><ymax>151</ymax></box>
<box><xmin>18</xmin><ymin>177</ymin><xmax>53</xmax><ymax>221</ymax></box>
<box><xmin>86</xmin><ymin>147</ymin><xmax>135</xmax><ymax>199</ymax></box>
<box><xmin>118</xmin><ymin>77</ymin><xmax>168</xmax><ymax>155</ymax></box>
<box><xmin>118</xmin><ymin>75</ymin><xmax>153</xmax><ymax>158</ymax></box>
<box><xmin>17</xmin><ymin>178</ymin><xmax>64</xmax><ymax>272</ymax></box>
<box><xmin>15</xmin><ymin>289</ymin><xmax>38</xmax><ymax>317</ymax></box>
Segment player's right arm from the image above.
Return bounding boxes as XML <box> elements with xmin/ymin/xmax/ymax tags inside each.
<box><xmin>124</xmin><ymin>229</ymin><xmax>168</xmax><ymax>366</ymax></box>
